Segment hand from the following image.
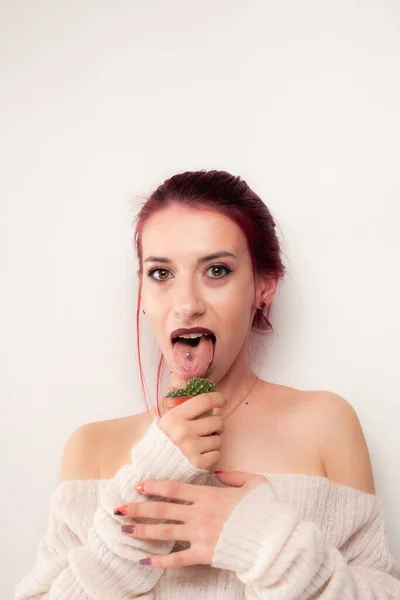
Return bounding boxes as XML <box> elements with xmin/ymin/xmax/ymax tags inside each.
<box><xmin>117</xmin><ymin>470</ymin><xmax>267</xmax><ymax>568</ymax></box>
<box><xmin>158</xmin><ymin>392</ymin><xmax>227</xmax><ymax>471</ymax></box>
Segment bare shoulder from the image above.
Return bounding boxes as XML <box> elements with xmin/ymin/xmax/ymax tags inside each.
<box><xmin>59</xmin><ymin>420</ymin><xmax>104</xmax><ymax>482</ymax></box>
<box><xmin>60</xmin><ymin>409</ymin><xmax>155</xmax><ymax>483</ymax></box>
<box><xmin>301</xmin><ymin>389</ymin><xmax>376</xmax><ymax>494</ymax></box>
<box><xmin>262</xmin><ymin>383</ymin><xmax>375</xmax><ymax>494</ymax></box>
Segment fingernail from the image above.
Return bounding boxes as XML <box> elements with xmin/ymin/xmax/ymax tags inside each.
<box><xmin>121</xmin><ymin>525</ymin><xmax>135</xmax><ymax>534</ymax></box>
<box><xmin>136</xmin><ymin>482</ymin><xmax>145</xmax><ymax>493</ymax></box>
<box><xmin>114</xmin><ymin>505</ymin><xmax>128</xmax><ymax>516</ymax></box>
<box><xmin>139</xmin><ymin>557</ymin><xmax>152</xmax><ymax>566</ymax></box>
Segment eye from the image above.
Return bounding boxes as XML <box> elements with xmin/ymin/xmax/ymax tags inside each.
<box><xmin>206</xmin><ymin>264</ymin><xmax>232</xmax><ymax>279</ymax></box>
<box><xmin>147</xmin><ymin>267</ymin><xmax>171</xmax><ymax>282</ymax></box>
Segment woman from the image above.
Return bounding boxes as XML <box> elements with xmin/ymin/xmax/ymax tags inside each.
<box><xmin>16</xmin><ymin>170</ymin><xmax>400</xmax><ymax>599</ymax></box>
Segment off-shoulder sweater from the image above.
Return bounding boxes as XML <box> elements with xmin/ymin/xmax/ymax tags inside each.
<box><xmin>15</xmin><ymin>418</ymin><xmax>400</xmax><ymax>599</ymax></box>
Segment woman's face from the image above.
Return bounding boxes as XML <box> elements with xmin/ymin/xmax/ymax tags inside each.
<box><xmin>139</xmin><ymin>203</ymin><xmax>266</xmax><ymax>384</ymax></box>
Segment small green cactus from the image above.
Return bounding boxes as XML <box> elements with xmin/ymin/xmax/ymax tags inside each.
<box><xmin>166</xmin><ymin>377</ymin><xmax>216</xmax><ymax>398</ymax></box>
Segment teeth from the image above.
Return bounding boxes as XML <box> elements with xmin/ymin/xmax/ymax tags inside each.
<box><xmin>178</xmin><ymin>333</ymin><xmax>204</xmax><ymax>339</ymax></box>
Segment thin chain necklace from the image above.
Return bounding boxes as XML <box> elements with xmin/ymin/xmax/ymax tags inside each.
<box><xmin>221</xmin><ymin>375</ymin><xmax>259</xmax><ymax>420</ymax></box>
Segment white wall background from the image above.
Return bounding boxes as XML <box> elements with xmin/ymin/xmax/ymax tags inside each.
<box><xmin>2</xmin><ymin>0</ymin><xmax>399</xmax><ymax>595</ymax></box>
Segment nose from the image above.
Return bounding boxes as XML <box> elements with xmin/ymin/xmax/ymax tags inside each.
<box><xmin>172</xmin><ymin>277</ymin><xmax>206</xmax><ymax>320</ymax></box>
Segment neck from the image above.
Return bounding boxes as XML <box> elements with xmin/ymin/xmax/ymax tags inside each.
<box><xmin>212</xmin><ymin>344</ymin><xmax>257</xmax><ymax>407</ymax></box>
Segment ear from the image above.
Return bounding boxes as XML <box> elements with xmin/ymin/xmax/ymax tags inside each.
<box><xmin>255</xmin><ymin>274</ymin><xmax>278</xmax><ymax>308</ymax></box>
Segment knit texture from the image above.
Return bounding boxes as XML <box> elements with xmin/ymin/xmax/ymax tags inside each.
<box><xmin>15</xmin><ymin>419</ymin><xmax>400</xmax><ymax>599</ymax></box>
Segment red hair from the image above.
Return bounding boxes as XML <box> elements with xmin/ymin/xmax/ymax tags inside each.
<box><xmin>133</xmin><ymin>170</ymin><xmax>286</xmax><ymax>415</ymax></box>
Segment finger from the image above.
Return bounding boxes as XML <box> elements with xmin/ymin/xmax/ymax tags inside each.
<box><xmin>198</xmin><ymin>450</ymin><xmax>221</xmax><ymax>472</ymax></box>
<box><xmin>192</xmin><ymin>415</ymin><xmax>224</xmax><ymax>436</ymax></box>
<box><xmin>214</xmin><ymin>470</ymin><xmax>247</xmax><ymax>487</ymax></box>
<box><xmin>125</xmin><ymin>522</ymin><xmax>189</xmax><ymax>542</ymax></box>
<box><xmin>170</xmin><ymin>392</ymin><xmax>227</xmax><ymax>421</ymax></box>
<box><xmin>194</xmin><ymin>433</ymin><xmax>222</xmax><ymax>455</ymax></box>
<box><xmin>125</xmin><ymin>500</ymin><xmax>190</xmax><ymax>520</ymax></box>
<box><xmin>164</xmin><ymin>396</ymin><xmax>191</xmax><ymax>410</ymax></box>
<box><xmin>140</xmin><ymin>549</ymin><xmax>197</xmax><ymax>569</ymax></box>
<box><xmin>214</xmin><ymin>470</ymin><xmax>268</xmax><ymax>487</ymax></box>
<box><xmin>139</xmin><ymin>479</ymin><xmax>204</xmax><ymax>503</ymax></box>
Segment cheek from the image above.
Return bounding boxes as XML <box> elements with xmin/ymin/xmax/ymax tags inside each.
<box><xmin>141</xmin><ymin>282</ymin><xmax>168</xmax><ymax>312</ymax></box>
<box><xmin>213</xmin><ymin>293</ymin><xmax>254</xmax><ymax>347</ymax></box>
<box><xmin>208</xmin><ymin>277</ymin><xmax>254</xmax><ymax>315</ymax></box>
<box><xmin>207</xmin><ymin>271</ymin><xmax>254</xmax><ymax>304</ymax></box>
<box><xmin>141</xmin><ymin>290</ymin><xmax>169</xmax><ymax>342</ymax></box>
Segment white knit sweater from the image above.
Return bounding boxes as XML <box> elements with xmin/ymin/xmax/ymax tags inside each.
<box><xmin>15</xmin><ymin>418</ymin><xmax>400</xmax><ymax>599</ymax></box>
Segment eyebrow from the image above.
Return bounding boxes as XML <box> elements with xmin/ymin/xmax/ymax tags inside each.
<box><xmin>143</xmin><ymin>251</ymin><xmax>237</xmax><ymax>264</ymax></box>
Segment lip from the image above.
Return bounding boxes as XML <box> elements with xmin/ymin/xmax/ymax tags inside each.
<box><xmin>170</xmin><ymin>327</ymin><xmax>216</xmax><ymax>342</ymax></box>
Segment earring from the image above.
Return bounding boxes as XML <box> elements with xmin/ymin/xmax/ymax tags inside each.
<box><xmin>142</xmin><ymin>309</ymin><xmax>145</xmax><ymax>315</ymax></box>
<box><xmin>259</xmin><ymin>301</ymin><xmax>267</xmax><ymax>310</ymax></box>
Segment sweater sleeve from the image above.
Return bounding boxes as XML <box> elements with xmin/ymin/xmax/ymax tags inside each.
<box><xmin>211</xmin><ymin>482</ymin><xmax>400</xmax><ymax>599</ymax></box>
<box><xmin>16</xmin><ymin>418</ymin><xmax>209</xmax><ymax>600</ymax></box>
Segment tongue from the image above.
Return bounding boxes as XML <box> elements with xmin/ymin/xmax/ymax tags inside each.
<box><xmin>172</xmin><ymin>336</ymin><xmax>214</xmax><ymax>382</ymax></box>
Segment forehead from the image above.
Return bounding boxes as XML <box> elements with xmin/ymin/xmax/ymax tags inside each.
<box><xmin>141</xmin><ymin>204</ymin><xmax>247</xmax><ymax>256</ymax></box>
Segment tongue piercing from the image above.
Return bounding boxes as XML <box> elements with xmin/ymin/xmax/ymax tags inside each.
<box><xmin>185</xmin><ymin>351</ymin><xmax>193</xmax><ymax>361</ymax></box>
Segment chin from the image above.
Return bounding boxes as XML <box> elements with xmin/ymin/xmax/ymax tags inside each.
<box><xmin>205</xmin><ymin>360</ymin><xmax>232</xmax><ymax>385</ymax></box>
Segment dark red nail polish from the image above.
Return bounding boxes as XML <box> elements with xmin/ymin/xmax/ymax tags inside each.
<box><xmin>121</xmin><ymin>525</ymin><xmax>135</xmax><ymax>534</ymax></box>
<box><xmin>139</xmin><ymin>557</ymin><xmax>152</xmax><ymax>566</ymax></box>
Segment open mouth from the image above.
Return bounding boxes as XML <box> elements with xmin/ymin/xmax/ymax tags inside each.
<box><xmin>171</xmin><ymin>330</ymin><xmax>216</xmax><ymax>348</ymax></box>
<box><xmin>170</xmin><ymin>328</ymin><xmax>217</xmax><ymax>378</ymax></box>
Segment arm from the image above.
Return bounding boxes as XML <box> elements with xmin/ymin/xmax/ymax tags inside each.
<box><xmin>212</xmin><ymin>394</ymin><xmax>400</xmax><ymax>599</ymax></box>
<box><xmin>16</xmin><ymin>418</ymin><xmax>209</xmax><ymax>600</ymax></box>
<box><xmin>212</xmin><ymin>480</ymin><xmax>400</xmax><ymax>599</ymax></box>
